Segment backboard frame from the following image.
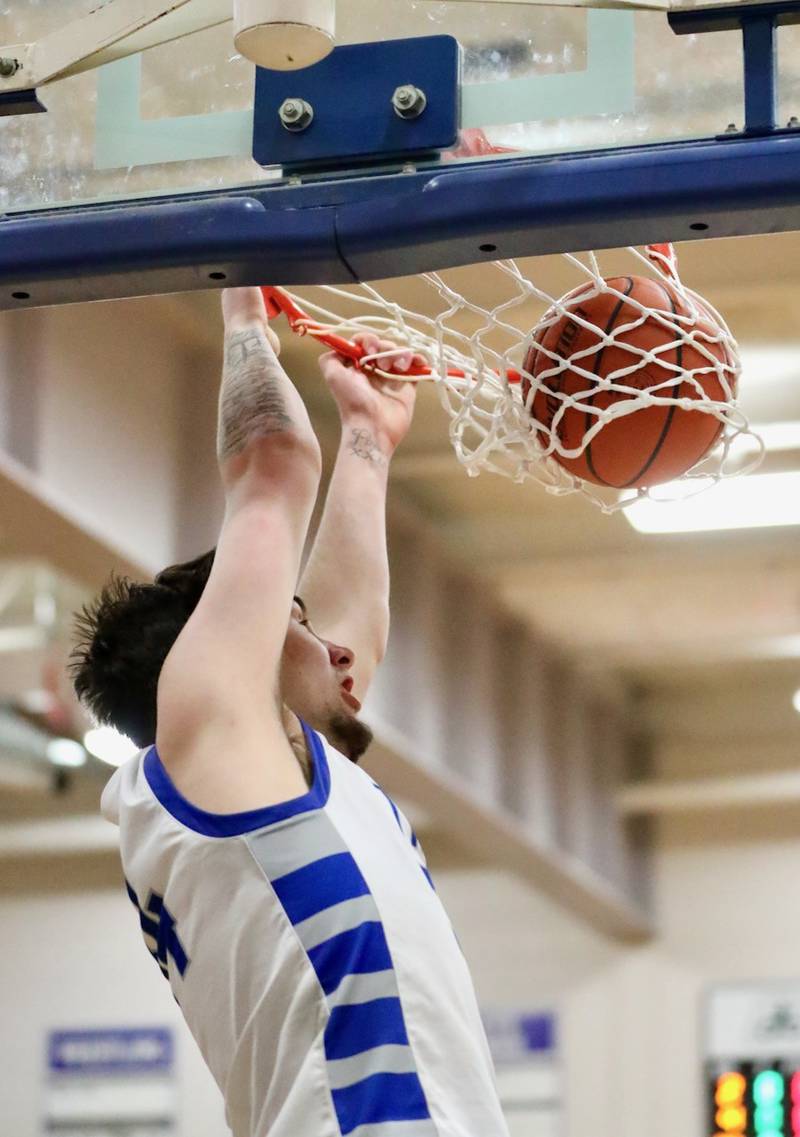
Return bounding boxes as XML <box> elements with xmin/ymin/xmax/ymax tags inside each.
<box><xmin>2</xmin><ymin>3</ymin><xmax>800</xmax><ymax>309</ymax></box>
<box><xmin>2</xmin><ymin>129</ymin><xmax>800</xmax><ymax>309</ymax></box>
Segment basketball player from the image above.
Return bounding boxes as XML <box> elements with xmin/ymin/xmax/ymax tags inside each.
<box><xmin>69</xmin><ymin>286</ymin><xmax>510</xmax><ymax>1137</ymax></box>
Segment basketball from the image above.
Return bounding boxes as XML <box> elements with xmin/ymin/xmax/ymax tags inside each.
<box><xmin>520</xmin><ymin>276</ymin><xmax>737</xmax><ymax>489</ymax></box>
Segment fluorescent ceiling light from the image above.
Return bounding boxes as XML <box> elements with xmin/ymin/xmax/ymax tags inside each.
<box><xmin>83</xmin><ymin>725</ymin><xmax>139</xmax><ymax>767</ymax></box>
<box><xmin>47</xmin><ymin>739</ymin><xmax>87</xmax><ymax>768</ymax></box>
<box><xmin>624</xmin><ymin>471</ymin><xmax>800</xmax><ymax>533</ymax></box>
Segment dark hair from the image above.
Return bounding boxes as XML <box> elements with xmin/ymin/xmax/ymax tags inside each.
<box><xmin>67</xmin><ymin>548</ymin><xmax>216</xmax><ymax>749</ymax></box>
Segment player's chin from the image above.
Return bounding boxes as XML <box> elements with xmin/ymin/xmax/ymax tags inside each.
<box><xmin>327</xmin><ymin>711</ymin><xmax>373</xmax><ymax>764</ymax></box>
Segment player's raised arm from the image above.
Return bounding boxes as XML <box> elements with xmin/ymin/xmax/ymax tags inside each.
<box><xmin>298</xmin><ymin>334</ymin><xmax>419</xmax><ymax>700</ymax></box>
<box><xmin>154</xmin><ymin>288</ymin><xmax>322</xmax><ymax>795</ymax></box>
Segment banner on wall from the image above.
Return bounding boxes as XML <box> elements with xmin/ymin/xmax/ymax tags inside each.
<box><xmin>44</xmin><ymin>1027</ymin><xmax>176</xmax><ymax>1137</ymax></box>
<box><xmin>482</xmin><ymin>1010</ymin><xmax>562</xmax><ymax>1137</ymax></box>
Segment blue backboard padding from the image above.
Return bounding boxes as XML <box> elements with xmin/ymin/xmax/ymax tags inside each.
<box><xmin>253</xmin><ymin>36</ymin><xmax>460</xmax><ymax>169</ymax></box>
<box><xmin>2</xmin><ymin>132</ymin><xmax>800</xmax><ymax>308</ymax></box>
<box><xmin>0</xmin><ymin>196</ymin><xmax>340</xmax><ymax>297</ymax></box>
<box><xmin>333</xmin><ymin>133</ymin><xmax>800</xmax><ymax>279</ymax></box>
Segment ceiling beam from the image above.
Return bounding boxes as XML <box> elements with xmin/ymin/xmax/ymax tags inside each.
<box><xmin>618</xmin><ymin>769</ymin><xmax>800</xmax><ymax>815</ymax></box>
<box><xmin>0</xmin><ymin>449</ymin><xmax>151</xmax><ymax>592</ymax></box>
<box><xmin>365</xmin><ymin>713</ymin><xmax>652</xmax><ymax>943</ymax></box>
<box><xmin>0</xmin><ymin>814</ymin><xmax>117</xmax><ymax>856</ymax></box>
<box><xmin>489</xmin><ymin>543</ymin><xmax>800</xmax><ymax>665</ymax></box>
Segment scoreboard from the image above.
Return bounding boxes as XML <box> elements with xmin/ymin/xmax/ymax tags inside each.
<box><xmin>706</xmin><ymin>984</ymin><xmax>800</xmax><ymax>1137</ymax></box>
<box><xmin>708</xmin><ymin>1063</ymin><xmax>800</xmax><ymax>1137</ymax></box>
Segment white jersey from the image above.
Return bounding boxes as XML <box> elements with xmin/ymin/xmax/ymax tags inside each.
<box><xmin>101</xmin><ymin>721</ymin><xmax>510</xmax><ymax>1137</ymax></box>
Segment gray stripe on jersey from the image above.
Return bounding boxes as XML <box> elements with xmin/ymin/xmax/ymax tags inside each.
<box><xmin>245</xmin><ymin>811</ymin><xmax>348</xmax><ymax>879</ymax></box>
<box><xmin>326</xmin><ymin>1043</ymin><xmax>419</xmax><ymax>1091</ymax></box>
<box><xmin>325</xmin><ymin>968</ymin><xmax>399</xmax><ymax>1011</ymax></box>
<box><xmin>348</xmin><ymin>1119</ymin><xmax>440</xmax><ymax>1137</ymax></box>
<box><xmin>294</xmin><ymin>893</ymin><xmax>378</xmax><ymax>952</ymax></box>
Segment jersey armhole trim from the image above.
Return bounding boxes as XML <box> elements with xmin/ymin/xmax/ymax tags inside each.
<box><xmin>142</xmin><ymin>720</ymin><xmax>331</xmax><ymax>837</ymax></box>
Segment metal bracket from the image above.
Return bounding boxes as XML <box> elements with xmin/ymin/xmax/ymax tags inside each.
<box><xmin>0</xmin><ymin>88</ymin><xmax>46</xmax><ymax>116</ymax></box>
<box><xmin>252</xmin><ymin>35</ymin><xmax>460</xmax><ymax>173</ymax></box>
<box><xmin>669</xmin><ymin>0</ymin><xmax>800</xmax><ymax>136</ymax></box>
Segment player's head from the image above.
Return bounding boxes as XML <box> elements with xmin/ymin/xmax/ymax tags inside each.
<box><xmin>68</xmin><ymin>549</ymin><xmax>373</xmax><ymax>761</ymax></box>
<box><xmin>68</xmin><ymin>549</ymin><xmax>217</xmax><ymax>749</ymax></box>
<box><xmin>282</xmin><ymin>597</ymin><xmax>373</xmax><ymax>763</ymax></box>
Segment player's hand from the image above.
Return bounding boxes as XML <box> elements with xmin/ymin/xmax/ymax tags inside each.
<box><xmin>221</xmin><ymin>288</ymin><xmax>281</xmax><ymax>354</ymax></box>
<box><xmin>318</xmin><ymin>333</ymin><xmax>423</xmax><ymax>454</ymax></box>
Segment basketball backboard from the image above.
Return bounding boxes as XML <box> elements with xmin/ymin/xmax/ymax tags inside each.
<box><xmin>2</xmin><ymin>0</ymin><xmax>800</xmax><ymax>214</ymax></box>
<box><xmin>2</xmin><ymin>0</ymin><xmax>800</xmax><ymax>307</ymax></box>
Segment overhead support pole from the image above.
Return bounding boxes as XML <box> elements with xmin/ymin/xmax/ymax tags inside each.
<box><xmin>742</xmin><ymin>16</ymin><xmax>778</xmax><ymax>134</ymax></box>
<box><xmin>0</xmin><ymin>0</ymin><xmax>231</xmax><ymax>94</ymax></box>
<box><xmin>669</xmin><ymin>0</ymin><xmax>800</xmax><ymax>136</ymax></box>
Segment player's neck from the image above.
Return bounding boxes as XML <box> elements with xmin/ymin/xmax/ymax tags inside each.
<box><xmin>282</xmin><ymin>705</ymin><xmax>313</xmax><ymax>787</ymax></box>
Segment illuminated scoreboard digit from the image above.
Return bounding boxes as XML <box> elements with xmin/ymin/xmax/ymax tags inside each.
<box><xmin>713</xmin><ymin>1070</ymin><xmax>747</xmax><ymax>1135</ymax></box>
<box><xmin>791</xmin><ymin>1072</ymin><xmax>800</xmax><ymax>1135</ymax></box>
<box><xmin>707</xmin><ymin>1064</ymin><xmax>800</xmax><ymax>1137</ymax></box>
<box><xmin>754</xmin><ymin>1069</ymin><xmax>785</xmax><ymax>1137</ymax></box>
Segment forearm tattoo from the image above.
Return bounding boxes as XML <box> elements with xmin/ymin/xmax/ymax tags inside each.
<box><xmin>217</xmin><ymin>327</ymin><xmax>293</xmax><ymax>461</ymax></box>
<box><xmin>348</xmin><ymin>428</ymin><xmax>386</xmax><ymax>466</ymax></box>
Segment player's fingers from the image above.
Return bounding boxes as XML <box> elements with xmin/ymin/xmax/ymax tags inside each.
<box><xmin>368</xmin><ymin>373</ymin><xmax>407</xmax><ymax>394</ymax></box>
<box><xmin>370</xmin><ymin>346</ymin><xmax>411</xmax><ymax>371</ymax></box>
<box><xmin>385</xmin><ymin>349</ymin><xmax>415</xmax><ymax>372</ymax></box>
<box><xmin>318</xmin><ymin>349</ymin><xmax>352</xmax><ymax>379</ymax></box>
<box><xmin>374</xmin><ymin>336</ymin><xmax>409</xmax><ymax>369</ymax></box>
<box><xmin>221</xmin><ymin>286</ymin><xmax>267</xmax><ymax>325</ymax></box>
<box><xmin>351</xmin><ymin>332</ymin><xmax>382</xmax><ymax>358</ymax></box>
<box><xmin>383</xmin><ymin>348</ymin><xmax>428</xmax><ymax>373</ymax></box>
<box><xmin>351</xmin><ymin>332</ymin><xmax>413</xmax><ymax>371</ymax></box>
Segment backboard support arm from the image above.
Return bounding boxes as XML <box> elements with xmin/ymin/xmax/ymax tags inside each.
<box><xmin>669</xmin><ymin>0</ymin><xmax>800</xmax><ymax>135</ymax></box>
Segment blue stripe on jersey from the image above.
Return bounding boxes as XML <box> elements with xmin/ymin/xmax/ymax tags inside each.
<box><xmin>140</xmin><ymin>913</ymin><xmax>160</xmax><ymax>940</ymax></box>
<box><xmin>371</xmin><ymin>780</ymin><xmax>403</xmax><ymax>833</ymax></box>
<box><xmin>243</xmin><ymin>730</ymin><xmax>433</xmax><ymax>1134</ymax></box>
<box><xmin>325</xmin><ymin>998</ymin><xmax>409</xmax><ymax>1060</ymax></box>
<box><xmin>272</xmin><ymin>852</ymin><xmax>370</xmax><ymax>925</ymax></box>
<box><xmin>143</xmin><ymin>719</ymin><xmax>330</xmax><ymax>837</ymax></box>
<box><xmin>332</xmin><ymin>1072</ymin><xmax>430</xmax><ymax>1136</ymax></box>
<box><xmin>421</xmin><ymin>866</ymin><xmax>436</xmax><ymax>892</ymax></box>
<box><xmin>307</xmin><ymin>921</ymin><xmax>393</xmax><ymax>996</ymax></box>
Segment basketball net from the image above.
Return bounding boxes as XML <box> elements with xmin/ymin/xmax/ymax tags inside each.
<box><xmin>262</xmin><ymin>236</ymin><xmax>764</xmax><ymax>512</ymax></box>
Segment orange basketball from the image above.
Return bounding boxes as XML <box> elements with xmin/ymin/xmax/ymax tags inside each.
<box><xmin>520</xmin><ymin>276</ymin><xmax>736</xmax><ymax>489</ymax></box>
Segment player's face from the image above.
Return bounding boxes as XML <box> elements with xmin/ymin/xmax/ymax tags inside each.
<box><xmin>280</xmin><ymin>598</ymin><xmax>373</xmax><ymax>762</ymax></box>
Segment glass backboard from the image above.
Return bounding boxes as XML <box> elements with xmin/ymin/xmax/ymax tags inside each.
<box><xmin>3</xmin><ymin>0</ymin><xmax>800</xmax><ymax>215</ymax></box>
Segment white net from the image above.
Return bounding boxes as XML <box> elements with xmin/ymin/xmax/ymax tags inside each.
<box><xmin>274</xmin><ymin>244</ymin><xmax>764</xmax><ymax>512</ymax></box>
